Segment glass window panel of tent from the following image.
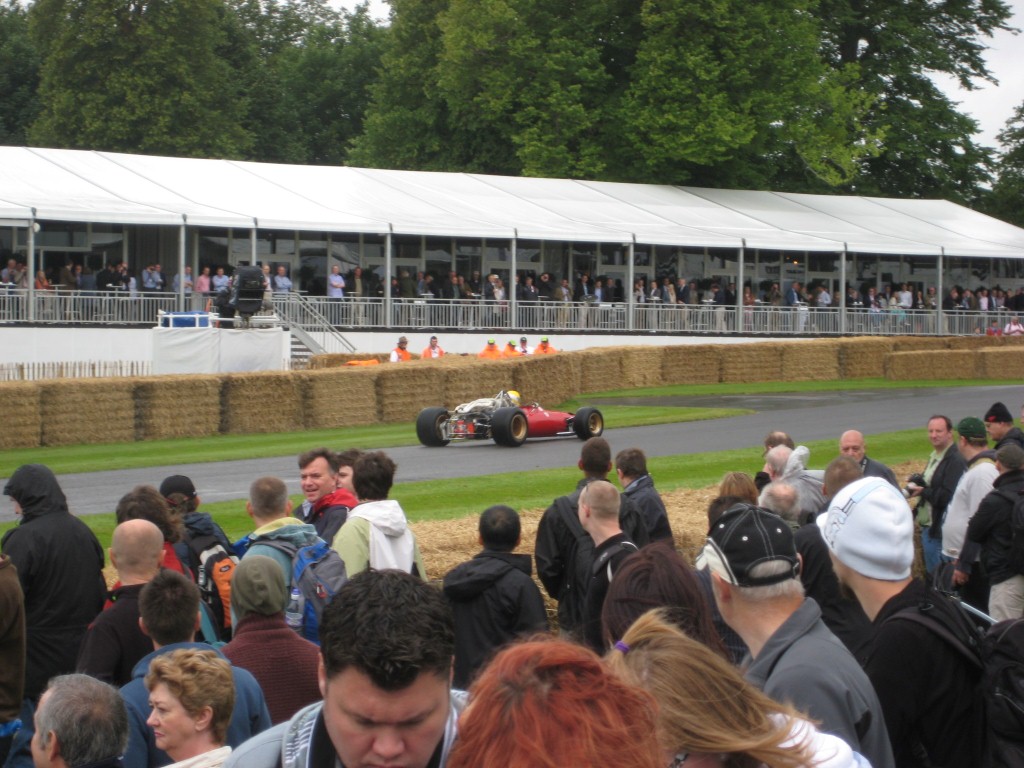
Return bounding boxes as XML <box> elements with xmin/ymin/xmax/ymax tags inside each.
<box><xmin>572</xmin><ymin>243</ymin><xmax>598</xmax><ymax>280</ymax></box>
<box><xmin>455</xmin><ymin>240</ymin><xmax>482</xmax><ymax>280</ymax></box>
<box><xmin>653</xmin><ymin>245</ymin><xmax>679</xmax><ymax>282</ymax></box>
<box><xmin>425</xmin><ymin>237</ymin><xmax>453</xmax><ymax>281</ymax></box>
<box><xmin>394</xmin><ymin>235</ymin><xmax>421</xmax><ymax>263</ymax></box>
<box><xmin>902</xmin><ymin>256</ymin><xmax>938</xmax><ymax>293</ymax></box>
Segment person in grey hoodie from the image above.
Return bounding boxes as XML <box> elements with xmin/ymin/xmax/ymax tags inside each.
<box><xmin>443</xmin><ymin>505</ymin><xmax>548</xmax><ymax>689</ymax></box>
<box><xmin>241</xmin><ymin>476</ymin><xmax>320</xmax><ymax>582</ymax></box>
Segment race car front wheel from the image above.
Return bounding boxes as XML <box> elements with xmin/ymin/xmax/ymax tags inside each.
<box><xmin>416</xmin><ymin>407</ymin><xmax>451</xmax><ymax>447</ymax></box>
<box><xmin>573</xmin><ymin>407</ymin><xmax>604</xmax><ymax>440</ymax></box>
<box><xmin>491</xmin><ymin>407</ymin><xmax>528</xmax><ymax>447</ymax></box>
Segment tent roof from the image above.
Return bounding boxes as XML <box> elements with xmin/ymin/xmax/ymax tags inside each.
<box><xmin>1</xmin><ymin>147</ymin><xmax>1022</xmax><ymax>258</ymax></box>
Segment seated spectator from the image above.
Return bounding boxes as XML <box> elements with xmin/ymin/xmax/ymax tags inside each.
<box><xmin>144</xmin><ymin>649</ymin><xmax>234</xmax><ymax>768</ymax></box>
<box><xmin>115</xmin><ymin>486</ymin><xmax>189</xmax><ymax>578</ymax></box>
<box><xmin>446</xmin><ymin>638</ymin><xmax>663</xmax><ymax>768</ymax></box>
<box><xmin>607</xmin><ymin>610</ymin><xmax>869</xmax><ymax>768</ymax></box>
<box><xmin>77</xmin><ymin>520</ymin><xmax>165</xmax><ymax>686</ymax></box>
<box><xmin>601</xmin><ymin>541</ymin><xmax>725</xmax><ymax>658</ymax></box>
<box><xmin>31</xmin><ymin>674</ymin><xmax>128</xmax><ymax>768</ymax></box>
<box><xmin>222</xmin><ymin>556</ymin><xmax>320</xmax><ymax>724</ymax></box>
<box><xmin>442</xmin><ymin>505</ymin><xmax>548</xmax><ymax>689</ymax></box>
<box><xmin>120</xmin><ymin>571</ymin><xmax>270</xmax><ymax>768</ymax></box>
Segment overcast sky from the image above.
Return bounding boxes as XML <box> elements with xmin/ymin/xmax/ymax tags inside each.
<box><xmin>338</xmin><ymin>0</ymin><xmax>1023</xmax><ymax>152</ymax></box>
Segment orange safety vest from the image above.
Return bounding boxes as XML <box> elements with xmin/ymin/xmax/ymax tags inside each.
<box><xmin>392</xmin><ymin>347</ymin><xmax>411</xmax><ymax>362</ymax></box>
<box><xmin>534</xmin><ymin>343</ymin><xmax>558</xmax><ymax>354</ymax></box>
<box><xmin>421</xmin><ymin>346</ymin><xmax>445</xmax><ymax>358</ymax></box>
<box><xmin>501</xmin><ymin>346</ymin><xmax>522</xmax><ymax>357</ymax></box>
<box><xmin>478</xmin><ymin>346</ymin><xmax>503</xmax><ymax>359</ymax></box>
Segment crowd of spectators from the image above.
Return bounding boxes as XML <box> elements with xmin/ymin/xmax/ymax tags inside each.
<box><xmin>2</xmin><ymin>399</ymin><xmax>1024</xmax><ymax>767</ymax></box>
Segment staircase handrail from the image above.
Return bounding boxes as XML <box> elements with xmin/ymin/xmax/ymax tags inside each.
<box><xmin>275</xmin><ymin>293</ymin><xmax>356</xmax><ymax>354</ymax></box>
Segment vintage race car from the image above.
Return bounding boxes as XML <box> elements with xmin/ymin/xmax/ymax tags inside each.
<box><xmin>416</xmin><ymin>390</ymin><xmax>604</xmax><ymax>447</ymax></box>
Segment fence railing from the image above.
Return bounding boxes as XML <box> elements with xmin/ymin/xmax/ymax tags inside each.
<box><xmin>0</xmin><ymin>360</ymin><xmax>153</xmax><ymax>381</ymax></box>
<box><xmin>2</xmin><ymin>287</ymin><xmax>1019</xmax><ymax>338</ymax></box>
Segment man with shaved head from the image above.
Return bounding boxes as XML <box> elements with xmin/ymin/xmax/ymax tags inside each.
<box><xmin>76</xmin><ymin>519</ymin><xmax>165</xmax><ymax>686</ymax></box>
<box><xmin>839</xmin><ymin>430</ymin><xmax>898</xmax><ymax>488</ymax></box>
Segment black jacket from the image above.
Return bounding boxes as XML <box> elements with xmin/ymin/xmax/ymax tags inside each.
<box><xmin>443</xmin><ymin>551</ymin><xmax>548</xmax><ymax>689</ymax></box>
<box><xmin>862</xmin><ymin>456</ymin><xmax>899</xmax><ymax>489</ymax></box>
<box><xmin>1</xmin><ymin>464</ymin><xmax>106</xmax><ymax>700</ymax></box>
<box><xmin>621</xmin><ymin>474</ymin><xmax>673</xmax><ymax>543</ymax></box>
<box><xmin>920</xmin><ymin>444</ymin><xmax>967</xmax><ymax>536</ymax></box>
<box><xmin>995</xmin><ymin>427</ymin><xmax>1024</xmax><ymax>452</ymax></box>
<box><xmin>535</xmin><ymin>478</ymin><xmax>650</xmax><ymax>635</ymax></box>
<box><xmin>961</xmin><ymin>469</ymin><xmax>1024</xmax><ymax>584</ymax></box>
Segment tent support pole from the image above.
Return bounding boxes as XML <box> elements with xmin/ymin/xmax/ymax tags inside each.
<box><xmin>179</xmin><ymin>221</ymin><xmax>188</xmax><ymax>311</ymax></box>
<box><xmin>510</xmin><ymin>231</ymin><xmax>518</xmax><ymax>332</ymax></box>
<box><xmin>839</xmin><ymin>243</ymin><xmax>848</xmax><ymax>335</ymax></box>
<box><xmin>27</xmin><ymin>216</ymin><xmax>36</xmax><ymax>322</ymax></box>
<box><xmin>627</xmin><ymin>238</ymin><xmax>636</xmax><ymax>332</ymax></box>
<box><xmin>936</xmin><ymin>248</ymin><xmax>945</xmax><ymax>336</ymax></box>
<box><xmin>737</xmin><ymin>241</ymin><xmax>745</xmax><ymax>330</ymax></box>
<box><xmin>385</xmin><ymin>227</ymin><xmax>393</xmax><ymax>322</ymax></box>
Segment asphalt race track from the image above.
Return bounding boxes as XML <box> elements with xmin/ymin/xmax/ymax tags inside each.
<box><xmin>1</xmin><ymin>384</ymin><xmax>1019</xmax><ymax>522</ymax></box>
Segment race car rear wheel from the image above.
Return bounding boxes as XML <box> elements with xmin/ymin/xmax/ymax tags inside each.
<box><xmin>491</xmin><ymin>407</ymin><xmax>529</xmax><ymax>447</ymax></box>
<box><xmin>573</xmin><ymin>407</ymin><xmax>604</xmax><ymax>440</ymax></box>
<box><xmin>416</xmin><ymin>407</ymin><xmax>451</xmax><ymax>447</ymax></box>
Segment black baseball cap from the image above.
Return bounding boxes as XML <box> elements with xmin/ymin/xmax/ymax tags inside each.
<box><xmin>697</xmin><ymin>504</ymin><xmax>800</xmax><ymax>587</ymax></box>
<box><xmin>159</xmin><ymin>474</ymin><xmax>197</xmax><ymax>499</ymax></box>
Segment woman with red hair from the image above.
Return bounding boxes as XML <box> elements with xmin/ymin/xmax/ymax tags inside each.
<box><xmin>446</xmin><ymin>637</ymin><xmax>662</xmax><ymax>768</ymax></box>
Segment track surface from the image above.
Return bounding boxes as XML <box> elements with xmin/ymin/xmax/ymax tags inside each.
<box><xmin>1</xmin><ymin>384</ymin><xmax>1019</xmax><ymax>521</ymax></box>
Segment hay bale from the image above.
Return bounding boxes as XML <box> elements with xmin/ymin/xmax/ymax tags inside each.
<box><xmin>38</xmin><ymin>378</ymin><xmax>135</xmax><ymax>446</ymax></box>
<box><xmin>720</xmin><ymin>344</ymin><xmax>782</xmax><ymax>384</ymax></box>
<box><xmin>513</xmin><ymin>354</ymin><xmax>580</xmax><ymax>406</ymax></box>
<box><xmin>980</xmin><ymin>348</ymin><xmax>1024</xmax><ymax>380</ymax></box>
<box><xmin>661</xmin><ymin>345</ymin><xmax>721</xmax><ymax>385</ymax></box>
<box><xmin>135</xmin><ymin>376</ymin><xmax>222</xmax><ymax>441</ymax></box>
<box><xmin>620</xmin><ymin>346</ymin><xmax>668</xmax><ymax>389</ymax></box>
<box><xmin>838</xmin><ymin>337</ymin><xmax>895</xmax><ymax>379</ymax></box>
<box><xmin>0</xmin><ymin>382</ymin><xmax>41</xmax><ymax>449</ymax></box>
<box><xmin>578</xmin><ymin>348</ymin><xmax>624</xmax><ymax>393</ymax></box>
<box><xmin>297</xmin><ymin>367</ymin><xmax>382</xmax><ymax>429</ymax></box>
<box><xmin>779</xmin><ymin>341</ymin><xmax>840</xmax><ymax>382</ymax></box>
<box><xmin>891</xmin><ymin>337</ymin><xmax>950</xmax><ymax>352</ymax></box>
<box><xmin>377</xmin><ymin>365</ymin><xmax>448</xmax><ymax>423</ymax></box>
<box><xmin>444</xmin><ymin>361</ymin><xmax>513</xmax><ymax>407</ymax></box>
<box><xmin>221</xmin><ymin>372</ymin><xmax>303</xmax><ymax>434</ymax></box>
<box><xmin>885</xmin><ymin>350</ymin><xmax>976</xmax><ymax>381</ymax></box>
<box><xmin>946</xmin><ymin>335</ymin><xmax>1003</xmax><ymax>350</ymax></box>
<box><xmin>309</xmin><ymin>353</ymin><xmax>389</xmax><ymax>369</ymax></box>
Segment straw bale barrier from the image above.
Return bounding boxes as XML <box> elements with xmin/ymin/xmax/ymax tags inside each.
<box><xmin>38</xmin><ymin>378</ymin><xmax>136</xmax><ymax>446</ymax></box>
<box><xmin>720</xmin><ymin>344</ymin><xmax>782</xmax><ymax>384</ymax></box>
<box><xmin>513</xmin><ymin>353</ymin><xmax>580</xmax><ymax>406</ymax></box>
<box><xmin>309</xmin><ymin>353</ymin><xmax>389</xmax><ymax>369</ymax></box>
<box><xmin>135</xmin><ymin>376</ymin><xmax>222</xmax><ymax>441</ymax></box>
<box><xmin>221</xmin><ymin>372</ymin><xmax>303</xmax><ymax>433</ymax></box>
<box><xmin>837</xmin><ymin>337</ymin><xmax>895</xmax><ymax>379</ymax></box>
<box><xmin>660</xmin><ymin>345</ymin><xmax>721</xmax><ymax>385</ymax></box>
<box><xmin>979</xmin><ymin>348</ymin><xmax>1024</xmax><ymax>380</ymax></box>
<box><xmin>891</xmin><ymin>337</ymin><xmax>950</xmax><ymax>352</ymax></box>
<box><xmin>946</xmin><ymin>335</ymin><xmax>1002</xmax><ymax>350</ymax></box>
<box><xmin>444</xmin><ymin>361</ymin><xmax>515</xmax><ymax>408</ymax></box>
<box><xmin>577</xmin><ymin>347</ymin><xmax>624</xmax><ymax>393</ymax></box>
<box><xmin>778</xmin><ymin>341</ymin><xmax>841</xmax><ymax>382</ymax></box>
<box><xmin>299</xmin><ymin>367</ymin><xmax>381</xmax><ymax>428</ymax></box>
<box><xmin>377</xmin><ymin>364</ymin><xmax>448</xmax><ymax>423</ymax></box>
<box><xmin>619</xmin><ymin>346</ymin><xmax>668</xmax><ymax>389</ymax></box>
<box><xmin>1002</xmin><ymin>335</ymin><xmax>1024</xmax><ymax>348</ymax></box>
<box><xmin>0</xmin><ymin>382</ymin><xmax>41</xmax><ymax>449</ymax></box>
<box><xmin>884</xmin><ymin>350</ymin><xmax>977</xmax><ymax>381</ymax></box>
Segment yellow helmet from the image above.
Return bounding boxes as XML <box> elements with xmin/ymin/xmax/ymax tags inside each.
<box><xmin>507</xmin><ymin>390</ymin><xmax>521</xmax><ymax>407</ymax></box>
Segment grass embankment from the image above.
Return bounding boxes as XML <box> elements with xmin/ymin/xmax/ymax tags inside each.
<box><xmin>0</xmin><ymin>377</ymin><xmax>991</xmax><ymax>549</ymax></box>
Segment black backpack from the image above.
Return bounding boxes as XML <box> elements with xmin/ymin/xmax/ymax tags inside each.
<box><xmin>177</xmin><ymin>518</ymin><xmax>238</xmax><ymax>640</ymax></box>
<box><xmin>1008</xmin><ymin>489</ymin><xmax>1024</xmax><ymax>575</ymax></box>
<box><xmin>894</xmin><ymin>594</ymin><xmax>1024</xmax><ymax>767</ymax></box>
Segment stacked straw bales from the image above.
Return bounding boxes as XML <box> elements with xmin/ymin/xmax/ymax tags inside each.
<box><xmin>513</xmin><ymin>353</ymin><xmax>579</xmax><ymax>406</ymax></box>
<box><xmin>891</xmin><ymin>337</ymin><xmax>950</xmax><ymax>352</ymax></box>
<box><xmin>884</xmin><ymin>350</ymin><xmax>977</xmax><ymax>380</ymax></box>
<box><xmin>444</xmin><ymin>361</ymin><xmax>512</xmax><ymax>408</ymax></box>
<box><xmin>720</xmin><ymin>344</ymin><xmax>783</xmax><ymax>384</ymax></box>
<box><xmin>577</xmin><ymin>347</ymin><xmax>625</xmax><ymax>394</ymax></box>
<box><xmin>979</xmin><ymin>348</ymin><xmax>1024</xmax><ymax>379</ymax></box>
<box><xmin>300</xmin><ymin>367</ymin><xmax>381</xmax><ymax>428</ymax></box>
<box><xmin>778</xmin><ymin>340</ymin><xmax>841</xmax><ymax>382</ymax></box>
<box><xmin>377</xmin><ymin>363</ymin><xmax>448</xmax><ymax>423</ymax></box>
<box><xmin>837</xmin><ymin>337</ymin><xmax>894</xmax><ymax>379</ymax></box>
<box><xmin>221</xmin><ymin>372</ymin><xmax>302</xmax><ymax>434</ymax></box>
<box><xmin>619</xmin><ymin>346</ymin><xmax>668</xmax><ymax>389</ymax></box>
<box><xmin>0</xmin><ymin>382</ymin><xmax>41</xmax><ymax>449</ymax></box>
<box><xmin>309</xmin><ymin>353</ymin><xmax>390</xmax><ymax>368</ymax></box>
<box><xmin>135</xmin><ymin>376</ymin><xmax>222</xmax><ymax>441</ymax></box>
<box><xmin>38</xmin><ymin>378</ymin><xmax>135</xmax><ymax>446</ymax></box>
<box><xmin>660</xmin><ymin>345</ymin><xmax>721</xmax><ymax>385</ymax></box>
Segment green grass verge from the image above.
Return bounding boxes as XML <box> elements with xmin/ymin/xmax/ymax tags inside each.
<box><xmin>0</xmin><ymin>405</ymin><xmax>749</xmax><ymax>477</ymax></box>
<box><xmin>0</xmin><ymin>428</ymin><xmax>925</xmax><ymax>551</ymax></box>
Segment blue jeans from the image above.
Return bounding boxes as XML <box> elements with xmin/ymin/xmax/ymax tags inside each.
<box><xmin>921</xmin><ymin>527</ymin><xmax>943</xmax><ymax>577</ymax></box>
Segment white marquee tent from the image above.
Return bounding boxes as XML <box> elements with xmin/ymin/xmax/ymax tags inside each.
<box><xmin>1</xmin><ymin>146</ymin><xmax>1023</xmax><ymax>258</ymax></box>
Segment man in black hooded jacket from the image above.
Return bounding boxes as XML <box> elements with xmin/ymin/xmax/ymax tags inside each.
<box><xmin>2</xmin><ymin>464</ymin><xmax>106</xmax><ymax>765</ymax></box>
<box><xmin>442</xmin><ymin>505</ymin><xmax>547</xmax><ymax>689</ymax></box>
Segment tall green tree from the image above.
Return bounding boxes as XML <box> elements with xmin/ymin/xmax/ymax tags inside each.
<box><xmin>985</xmin><ymin>104</ymin><xmax>1024</xmax><ymax>227</ymax></box>
<box><xmin>29</xmin><ymin>0</ymin><xmax>251</xmax><ymax>157</ymax></box>
<box><xmin>819</xmin><ymin>0</ymin><xmax>1012</xmax><ymax>202</ymax></box>
<box><xmin>0</xmin><ymin>1</ymin><xmax>40</xmax><ymax>145</ymax></box>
